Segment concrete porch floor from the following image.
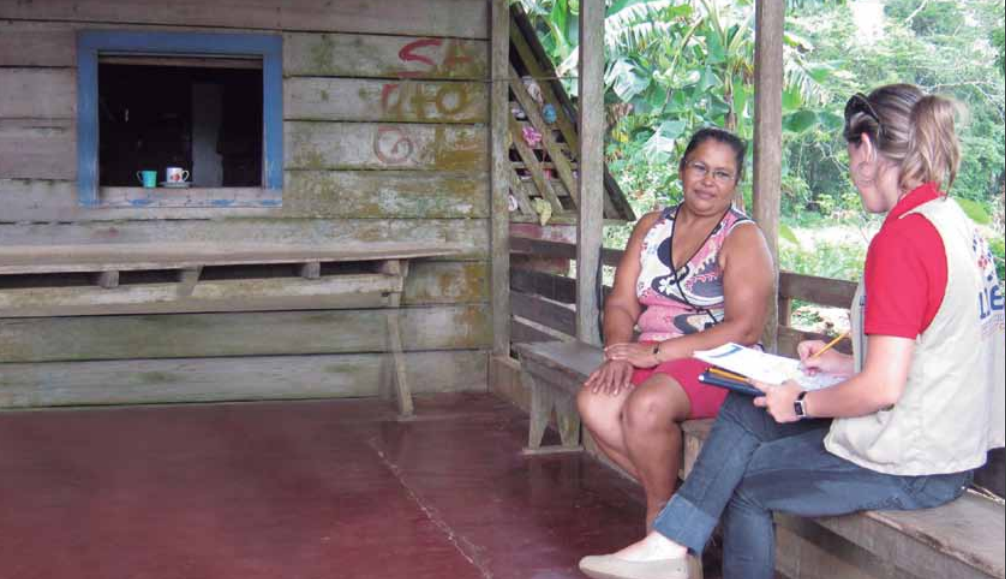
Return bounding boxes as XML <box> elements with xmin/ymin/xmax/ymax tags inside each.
<box><xmin>0</xmin><ymin>393</ymin><xmax>702</xmax><ymax>579</ymax></box>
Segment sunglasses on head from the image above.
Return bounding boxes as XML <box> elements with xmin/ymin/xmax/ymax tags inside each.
<box><xmin>844</xmin><ymin>93</ymin><xmax>885</xmax><ymax>141</ymax></box>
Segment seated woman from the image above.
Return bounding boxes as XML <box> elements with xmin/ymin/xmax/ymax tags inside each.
<box><xmin>577</xmin><ymin>128</ymin><xmax>775</xmax><ymax>531</ymax></box>
<box><xmin>578</xmin><ymin>84</ymin><xmax>1005</xmax><ymax>579</ymax></box>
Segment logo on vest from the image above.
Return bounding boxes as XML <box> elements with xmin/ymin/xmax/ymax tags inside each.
<box><xmin>975</xmin><ymin>232</ymin><xmax>1004</xmax><ymax>330</ymax></box>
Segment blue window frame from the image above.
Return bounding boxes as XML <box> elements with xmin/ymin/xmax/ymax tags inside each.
<box><xmin>77</xmin><ymin>31</ymin><xmax>283</xmax><ymax>207</ymax></box>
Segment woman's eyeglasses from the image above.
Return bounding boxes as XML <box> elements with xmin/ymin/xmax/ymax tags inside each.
<box><xmin>685</xmin><ymin>161</ymin><xmax>735</xmax><ymax>186</ymax></box>
<box><xmin>844</xmin><ymin>93</ymin><xmax>885</xmax><ymax>141</ymax></box>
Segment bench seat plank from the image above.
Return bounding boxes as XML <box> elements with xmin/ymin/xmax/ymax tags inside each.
<box><xmin>0</xmin><ymin>242</ymin><xmax>464</xmax><ymax>275</ymax></box>
<box><xmin>514</xmin><ymin>340</ymin><xmax>603</xmax><ymax>385</ymax></box>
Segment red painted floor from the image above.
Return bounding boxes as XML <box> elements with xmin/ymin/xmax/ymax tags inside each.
<box><xmin>0</xmin><ymin>394</ymin><xmax>673</xmax><ymax>579</ymax></box>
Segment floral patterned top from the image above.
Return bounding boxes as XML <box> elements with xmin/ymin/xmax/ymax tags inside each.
<box><xmin>636</xmin><ymin>205</ymin><xmax>753</xmax><ymax>342</ymax></box>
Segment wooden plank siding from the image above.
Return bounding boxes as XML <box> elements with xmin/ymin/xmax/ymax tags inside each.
<box><xmin>0</xmin><ymin>2</ymin><xmax>493</xmax><ymax>406</ymax></box>
<box><xmin>0</xmin><ymin>120</ymin><xmax>76</xmax><ymax>181</ymax></box>
<box><xmin>1</xmin><ymin>173</ymin><xmax>489</xmax><ymax>221</ymax></box>
<box><xmin>0</xmin><ymin>0</ymin><xmax>491</xmax><ymax>39</ymax></box>
<box><xmin>0</xmin><ymin>350</ymin><xmax>488</xmax><ymax>408</ymax></box>
<box><xmin>286</xmin><ymin>122</ymin><xmax>488</xmax><ymax>172</ymax></box>
<box><xmin>0</xmin><ymin>220</ymin><xmax>489</xmax><ymax>258</ymax></box>
<box><xmin>0</xmin><ymin>69</ymin><xmax>77</xmax><ymax>119</ymax></box>
<box><xmin>285</xmin><ymin>79</ymin><xmax>488</xmax><ymax>124</ymax></box>
<box><xmin>0</xmin><ymin>305</ymin><xmax>491</xmax><ymax>364</ymax></box>
<box><xmin>285</xmin><ymin>34</ymin><xmax>489</xmax><ymax>79</ymax></box>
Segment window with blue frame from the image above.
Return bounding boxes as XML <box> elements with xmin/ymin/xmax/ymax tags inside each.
<box><xmin>77</xmin><ymin>31</ymin><xmax>283</xmax><ymax>208</ymax></box>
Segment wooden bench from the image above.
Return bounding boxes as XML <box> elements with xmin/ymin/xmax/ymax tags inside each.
<box><xmin>0</xmin><ymin>242</ymin><xmax>462</xmax><ymax>416</ymax></box>
<box><xmin>515</xmin><ymin>340</ymin><xmax>1006</xmax><ymax>579</ymax></box>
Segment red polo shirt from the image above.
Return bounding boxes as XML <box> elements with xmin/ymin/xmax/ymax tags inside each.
<box><xmin>863</xmin><ymin>182</ymin><xmax>949</xmax><ymax>338</ymax></box>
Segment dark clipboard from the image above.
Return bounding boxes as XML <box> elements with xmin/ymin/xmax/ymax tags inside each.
<box><xmin>698</xmin><ymin>369</ymin><xmax>763</xmax><ymax>397</ymax></box>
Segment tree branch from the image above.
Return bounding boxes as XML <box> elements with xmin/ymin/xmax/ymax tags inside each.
<box><xmin>904</xmin><ymin>0</ymin><xmax>931</xmax><ymax>26</ymax></box>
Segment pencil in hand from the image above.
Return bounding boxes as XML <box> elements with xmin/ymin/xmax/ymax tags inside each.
<box><xmin>806</xmin><ymin>331</ymin><xmax>850</xmax><ymax>362</ymax></box>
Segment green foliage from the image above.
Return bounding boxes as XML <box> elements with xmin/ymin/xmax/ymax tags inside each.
<box><xmin>957</xmin><ymin>198</ymin><xmax>993</xmax><ymax>225</ymax></box>
<box><xmin>520</xmin><ymin>0</ymin><xmax>1004</xmax><ymax>287</ymax></box>
<box><xmin>995</xmin><ymin>26</ymin><xmax>1006</xmax><ymax>74</ymax></box>
<box><xmin>780</xmin><ymin>235</ymin><xmax>867</xmax><ymax>281</ymax></box>
<box><xmin>991</xmin><ymin>237</ymin><xmax>1005</xmax><ymax>284</ymax></box>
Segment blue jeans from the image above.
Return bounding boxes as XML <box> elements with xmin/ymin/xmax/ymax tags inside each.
<box><xmin>653</xmin><ymin>393</ymin><xmax>972</xmax><ymax>579</ymax></box>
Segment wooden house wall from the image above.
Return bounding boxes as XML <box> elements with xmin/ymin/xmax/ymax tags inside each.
<box><xmin>0</xmin><ymin>0</ymin><xmax>493</xmax><ymax>407</ymax></box>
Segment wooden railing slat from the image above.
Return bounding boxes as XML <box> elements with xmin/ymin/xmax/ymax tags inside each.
<box><xmin>510</xmin><ymin>268</ymin><xmax>576</xmax><ymax>305</ymax></box>
<box><xmin>511</xmin><ymin>291</ymin><xmax>576</xmax><ymax>337</ymax></box>
<box><xmin>510</xmin><ymin>236</ymin><xmax>622</xmax><ymax>267</ymax></box>
<box><xmin>779</xmin><ymin>272</ymin><xmax>857</xmax><ymax>309</ymax></box>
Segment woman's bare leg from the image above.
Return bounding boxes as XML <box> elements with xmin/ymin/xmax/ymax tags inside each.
<box><xmin>621</xmin><ymin>375</ymin><xmax>691</xmax><ymax>531</ymax></box>
<box><xmin>577</xmin><ymin>386</ymin><xmax>639</xmax><ymax>478</ymax></box>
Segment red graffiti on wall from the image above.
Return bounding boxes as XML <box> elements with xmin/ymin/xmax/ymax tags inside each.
<box><xmin>372</xmin><ymin>38</ymin><xmax>478</xmax><ymax>164</ymax></box>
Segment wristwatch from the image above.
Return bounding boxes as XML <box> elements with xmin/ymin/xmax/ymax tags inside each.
<box><xmin>794</xmin><ymin>391</ymin><xmax>810</xmax><ymax>420</ymax></box>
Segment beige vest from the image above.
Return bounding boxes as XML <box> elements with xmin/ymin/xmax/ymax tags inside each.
<box><xmin>825</xmin><ymin>198</ymin><xmax>1006</xmax><ymax>476</ymax></box>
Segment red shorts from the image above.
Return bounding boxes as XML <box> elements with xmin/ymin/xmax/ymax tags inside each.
<box><xmin>630</xmin><ymin>357</ymin><xmax>727</xmax><ymax>420</ymax></box>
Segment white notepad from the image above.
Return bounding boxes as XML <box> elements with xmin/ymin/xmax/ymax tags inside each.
<box><xmin>694</xmin><ymin>343</ymin><xmax>845</xmax><ymax>391</ymax></box>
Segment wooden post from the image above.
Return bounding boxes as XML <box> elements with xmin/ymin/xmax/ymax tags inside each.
<box><xmin>491</xmin><ymin>0</ymin><xmax>511</xmax><ymax>359</ymax></box>
<box><xmin>577</xmin><ymin>0</ymin><xmax>605</xmax><ymax>347</ymax></box>
<box><xmin>753</xmin><ymin>0</ymin><xmax>785</xmax><ymax>352</ymax></box>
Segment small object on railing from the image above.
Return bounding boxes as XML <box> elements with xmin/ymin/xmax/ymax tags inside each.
<box><xmin>522</xmin><ymin>126</ymin><xmax>543</xmax><ymax>148</ymax></box>
<box><xmin>542</xmin><ymin>103</ymin><xmax>558</xmax><ymax>125</ymax></box>
<box><xmin>522</xmin><ymin>76</ymin><xmax>544</xmax><ymax>106</ymax></box>
<box><xmin>532</xmin><ymin>198</ymin><xmax>553</xmax><ymax>226</ymax></box>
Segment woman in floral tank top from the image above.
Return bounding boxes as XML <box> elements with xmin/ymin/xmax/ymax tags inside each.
<box><xmin>578</xmin><ymin>129</ymin><xmax>774</xmax><ymax>531</ymax></box>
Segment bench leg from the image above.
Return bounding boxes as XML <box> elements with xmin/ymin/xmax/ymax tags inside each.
<box><xmin>384</xmin><ymin>310</ymin><xmax>414</xmax><ymax>418</ymax></box>
<box><xmin>554</xmin><ymin>391</ymin><xmax>581</xmax><ymax>448</ymax></box>
<box><xmin>521</xmin><ymin>370</ymin><xmax>583</xmax><ymax>455</ymax></box>
<box><xmin>524</xmin><ymin>371</ymin><xmax>551</xmax><ymax>450</ymax></box>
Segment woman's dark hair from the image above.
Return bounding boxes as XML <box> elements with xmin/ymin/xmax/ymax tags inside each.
<box><xmin>843</xmin><ymin>84</ymin><xmax>961</xmax><ymax>191</ymax></box>
<box><xmin>678</xmin><ymin>128</ymin><xmax>748</xmax><ymax>184</ymax></box>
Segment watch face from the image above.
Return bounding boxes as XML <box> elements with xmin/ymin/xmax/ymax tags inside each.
<box><xmin>794</xmin><ymin>400</ymin><xmax>806</xmax><ymax>418</ymax></box>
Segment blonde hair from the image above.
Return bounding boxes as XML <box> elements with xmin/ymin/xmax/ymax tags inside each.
<box><xmin>844</xmin><ymin>84</ymin><xmax>962</xmax><ymax>192</ymax></box>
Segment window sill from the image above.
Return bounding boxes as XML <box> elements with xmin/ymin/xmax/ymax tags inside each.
<box><xmin>97</xmin><ymin>187</ymin><xmax>282</xmax><ymax>209</ymax></box>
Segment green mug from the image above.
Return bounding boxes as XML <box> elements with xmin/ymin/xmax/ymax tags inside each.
<box><xmin>136</xmin><ymin>170</ymin><xmax>157</xmax><ymax>188</ymax></box>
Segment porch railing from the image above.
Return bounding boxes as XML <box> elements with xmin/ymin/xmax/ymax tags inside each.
<box><xmin>509</xmin><ymin>236</ymin><xmax>857</xmax><ymax>356</ymax></box>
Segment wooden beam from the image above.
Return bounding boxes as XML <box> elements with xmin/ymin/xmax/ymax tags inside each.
<box><xmin>177</xmin><ymin>267</ymin><xmax>203</xmax><ymax>298</ymax></box>
<box><xmin>753</xmin><ymin>0</ymin><xmax>785</xmax><ymax>352</ymax></box>
<box><xmin>298</xmin><ymin>262</ymin><xmax>321</xmax><ymax>280</ymax></box>
<box><xmin>94</xmin><ymin>271</ymin><xmax>119</xmax><ymax>290</ymax></box>
<box><xmin>578</xmin><ymin>0</ymin><xmax>605</xmax><ymax>347</ymax></box>
<box><xmin>491</xmin><ymin>0</ymin><xmax>511</xmax><ymax>360</ymax></box>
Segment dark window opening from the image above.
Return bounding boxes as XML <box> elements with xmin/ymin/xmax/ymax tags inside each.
<box><xmin>98</xmin><ymin>62</ymin><xmax>263</xmax><ymax>188</ymax></box>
